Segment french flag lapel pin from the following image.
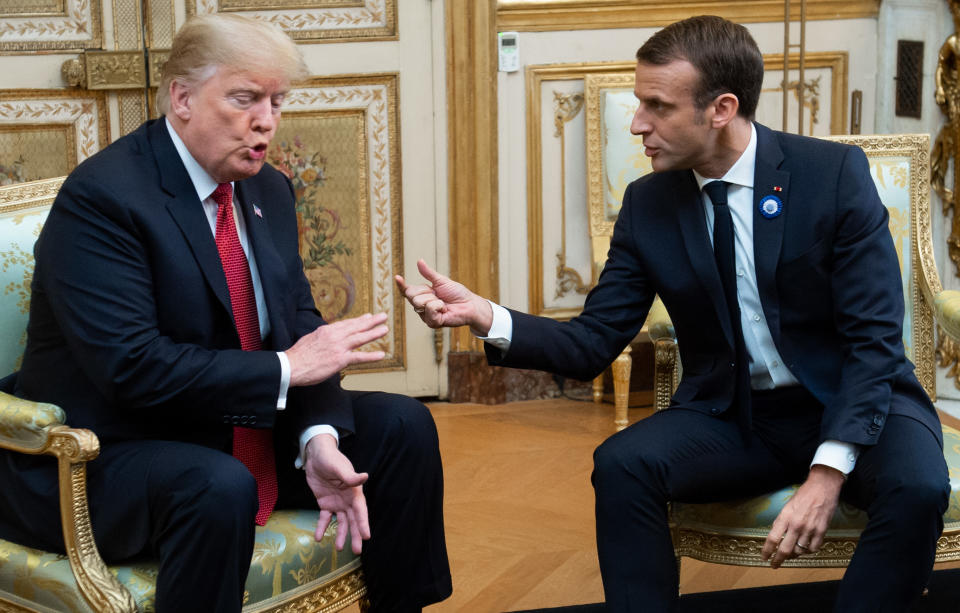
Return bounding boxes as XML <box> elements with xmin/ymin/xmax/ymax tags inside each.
<box><xmin>253</xmin><ymin>204</ymin><xmax>263</xmax><ymax>219</ymax></box>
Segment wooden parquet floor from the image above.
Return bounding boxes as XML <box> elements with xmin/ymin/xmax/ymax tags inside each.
<box><xmin>343</xmin><ymin>398</ymin><xmax>960</xmax><ymax>612</ymax></box>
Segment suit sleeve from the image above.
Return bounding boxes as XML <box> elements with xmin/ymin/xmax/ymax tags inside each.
<box><xmin>488</xmin><ymin>181</ymin><xmax>656</xmax><ymax>379</ymax></box>
<box><xmin>33</xmin><ymin>175</ymin><xmax>282</xmax><ymax>427</ymax></box>
<box><xmin>821</xmin><ymin>146</ymin><xmax>907</xmax><ymax>445</ymax></box>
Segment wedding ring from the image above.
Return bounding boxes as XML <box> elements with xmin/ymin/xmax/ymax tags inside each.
<box><xmin>415</xmin><ymin>307</ymin><xmax>425</xmax><ymax>314</ymax></box>
<box><xmin>797</xmin><ymin>543</ymin><xmax>810</xmax><ymax>551</ymax></box>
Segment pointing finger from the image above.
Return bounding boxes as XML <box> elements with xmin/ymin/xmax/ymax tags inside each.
<box><xmin>417</xmin><ymin>259</ymin><xmax>449</xmax><ymax>285</ymax></box>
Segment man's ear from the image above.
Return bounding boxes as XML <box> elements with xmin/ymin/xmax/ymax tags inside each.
<box><xmin>169</xmin><ymin>80</ymin><xmax>192</xmax><ymax>121</ymax></box>
<box><xmin>710</xmin><ymin>93</ymin><xmax>740</xmax><ymax>129</ymax></box>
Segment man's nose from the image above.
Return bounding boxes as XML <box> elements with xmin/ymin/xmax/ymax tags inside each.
<box><xmin>630</xmin><ymin>107</ymin><xmax>649</xmax><ymax>136</ymax></box>
<box><xmin>251</xmin><ymin>99</ymin><xmax>277</xmax><ymax>132</ymax></box>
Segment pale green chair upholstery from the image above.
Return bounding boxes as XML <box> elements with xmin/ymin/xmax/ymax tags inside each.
<box><xmin>0</xmin><ymin>178</ymin><xmax>367</xmax><ymax>612</ymax></box>
<box><xmin>646</xmin><ymin>134</ymin><xmax>960</xmax><ymax>571</ymax></box>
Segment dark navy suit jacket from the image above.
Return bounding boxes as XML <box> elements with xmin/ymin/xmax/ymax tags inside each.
<box><xmin>490</xmin><ymin>123</ymin><xmax>940</xmax><ymax>449</ymax></box>
<box><xmin>10</xmin><ymin>118</ymin><xmax>351</xmax><ymax>459</ymax></box>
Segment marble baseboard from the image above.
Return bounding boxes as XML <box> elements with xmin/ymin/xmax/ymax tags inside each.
<box><xmin>447</xmin><ymin>340</ymin><xmax>654</xmax><ymax>405</ymax></box>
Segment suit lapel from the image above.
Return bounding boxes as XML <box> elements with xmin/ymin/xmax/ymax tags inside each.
<box><xmin>150</xmin><ymin>120</ymin><xmax>233</xmax><ymax>317</ymax></box>
<box><xmin>751</xmin><ymin>123</ymin><xmax>790</xmax><ymax>347</ymax></box>
<box><xmin>675</xmin><ymin>171</ymin><xmax>736</xmax><ymax>347</ymax></box>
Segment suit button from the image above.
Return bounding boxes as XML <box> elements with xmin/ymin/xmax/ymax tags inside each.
<box><xmin>222</xmin><ymin>415</ymin><xmax>230</xmax><ymax>424</ymax></box>
<box><xmin>232</xmin><ymin>416</ymin><xmax>240</xmax><ymax>425</ymax></box>
<box><xmin>250</xmin><ymin>416</ymin><xmax>257</xmax><ymax>425</ymax></box>
<box><xmin>729</xmin><ymin>362</ymin><xmax>735</xmax><ymax>369</ymax></box>
<box><xmin>240</xmin><ymin>416</ymin><xmax>249</xmax><ymax>425</ymax></box>
<box><xmin>710</xmin><ymin>408</ymin><xmax>719</xmax><ymax>414</ymax></box>
<box><xmin>873</xmin><ymin>414</ymin><xmax>884</xmax><ymax>426</ymax></box>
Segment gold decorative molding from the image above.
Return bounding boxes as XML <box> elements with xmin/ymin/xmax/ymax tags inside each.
<box><xmin>187</xmin><ymin>0</ymin><xmax>397</xmax><ymax>43</ymax></box>
<box><xmin>763</xmin><ymin>51</ymin><xmax>848</xmax><ymax>135</ymax></box>
<box><xmin>0</xmin><ymin>90</ymin><xmax>109</xmax><ymax>172</ymax></box>
<box><xmin>526</xmin><ymin>61</ymin><xmax>632</xmax><ymax>320</ymax></box>
<box><xmin>497</xmin><ymin>0</ymin><xmax>880</xmax><ymax>32</ymax></box>
<box><xmin>552</xmin><ymin>91</ymin><xmax>588</xmax><ymax>300</ymax></box>
<box><xmin>284</xmin><ymin>74</ymin><xmax>404</xmax><ymax>371</ymax></box>
<box><xmin>244</xmin><ymin>563</ymin><xmax>366</xmax><ymax>613</ymax></box>
<box><xmin>85</xmin><ymin>51</ymin><xmax>147</xmax><ymax>89</ymax></box>
<box><xmin>0</xmin><ymin>0</ymin><xmax>66</xmax><ymax>17</ymax></box>
<box><xmin>447</xmin><ymin>1</ymin><xmax>498</xmax><ymax>352</ymax></box>
<box><xmin>0</xmin><ymin>0</ymin><xmax>102</xmax><ymax>53</ymax></box>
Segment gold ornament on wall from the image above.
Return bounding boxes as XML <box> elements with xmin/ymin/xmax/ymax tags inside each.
<box><xmin>933</xmin><ymin>0</ymin><xmax>960</xmax><ymax>389</ymax></box>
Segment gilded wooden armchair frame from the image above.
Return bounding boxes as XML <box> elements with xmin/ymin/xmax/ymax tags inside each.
<box><xmin>645</xmin><ymin>134</ymin><xmax>960</xmax><ymax>572</ymax></box>
<box><xmin>0</xmin><ymin>177</ymin><xmax>367</xmax><ymax>613</ymax></box>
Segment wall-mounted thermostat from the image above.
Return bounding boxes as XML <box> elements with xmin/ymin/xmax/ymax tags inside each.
<box><xmin>498</xmin><ymin>31</ymin><xmax>519</xmax><ymax>72</ymax></box>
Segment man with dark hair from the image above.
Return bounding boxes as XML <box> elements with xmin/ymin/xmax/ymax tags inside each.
<box><xmin>0</xmin><ymin>13</ymin><xmax>450</xmax><ymax>613</ymax></box>
<box><xmin>398</xmin><ymin>14</ymin><xmax>948</xmax><ymax>612</ymax></box>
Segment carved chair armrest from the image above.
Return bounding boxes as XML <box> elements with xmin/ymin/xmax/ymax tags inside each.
<box><xmin>0</xmin><ymin>392</ymin><xmax>136</xmax><ymax>613</ymax></box>
<box><xmin>934</xmin><ymin>290</ymin><xmax>960</xmax><ymax>343</ymax></box>
<box><xmin>643</xmin><ymin>298</ymin><xmax>679</xmax><ymax>412</ymax></box>
<box><xmin>645</xmin><ymin>297</ymin><xmax>675</xmax><ymax>342</ymax></box>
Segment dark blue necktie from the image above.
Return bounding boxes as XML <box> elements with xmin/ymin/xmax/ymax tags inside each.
<box><xmin>703</xmin><ymin>180</ymin><xmax>752</xmax><ymax>440</ymax></box>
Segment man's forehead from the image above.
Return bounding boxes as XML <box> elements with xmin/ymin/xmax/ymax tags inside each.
<box><xmin>213</xmin><ymin>65</ymin><xmax>289</xmax><ymax>91</ymax></box>
<box><xmin>633</xmin><ymin>59</ymin><xmax>697</xmax><ymax>96</ymax></box>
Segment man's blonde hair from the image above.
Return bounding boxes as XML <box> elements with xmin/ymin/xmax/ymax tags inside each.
<box><xmin>156</xmin><ymin>13</ymin><xmax>308</xmax><ymax>115</ymax></box>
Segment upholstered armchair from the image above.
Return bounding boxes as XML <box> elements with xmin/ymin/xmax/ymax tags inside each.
<box><xmin>648</xmin><ymin>134</ymin><xmax>960</xmax><ymax>575</ymax></box>
<box><xmin>0</xmin><ymin>178</ymin><xmax>367</xmax><ymax>612</ymax></box>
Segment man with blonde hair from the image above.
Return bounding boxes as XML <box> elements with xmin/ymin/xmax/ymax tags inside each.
<box><xmin>0</xmin><ymin>13</ymin><xmax>451</xmax><ymax>612</ymax></box>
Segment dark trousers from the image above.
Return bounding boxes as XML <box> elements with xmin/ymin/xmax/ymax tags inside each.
<box><xmin>592</xmin><ymin>387</ymin><xmax>949</xmax><ymax>612</ymax></box>
<box><xmin>0</xmin><ymin>391</ymin><xmax>451</xmax><ymax>613</ymax></box>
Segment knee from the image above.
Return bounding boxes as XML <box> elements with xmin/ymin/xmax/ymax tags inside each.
<box><xmin>376</xmin><ymin>394</ymin><xmax>440</xmax><ymax>452</ymax></box>
<box><xmin>874</xmin><ymin>472</ymin><xmax>949</xmax><ymax>522</ymax></box>
<box><xmin>159</xmin><ymin>454</ymin><xmax>258</xmax><ymax>529</ymax></box>
<box><xmin>593</xmin><ymin>432</ymin><xmax>651</xmax><ymax>493</ymax></box>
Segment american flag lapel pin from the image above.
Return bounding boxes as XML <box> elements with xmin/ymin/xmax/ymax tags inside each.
<box><xmin>253</xmin><ymin>204</ymin><xmax>263</xmax><ymax>219</ymax></box>
<box><xmin>773</xmin><ymin>186</ymin><xmax>782</xmax><ymax>192</ymax></box>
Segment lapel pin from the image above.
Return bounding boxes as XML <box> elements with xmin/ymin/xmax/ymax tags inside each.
<box><xmin>773</xmin><ymin>185</ymin><xmax>783</xmax><ymax>192</ymax></box>
<box><xmin>253</xmin><ymin>204</ymin><xmax>263</xmax><ymax>219</ymax></box>
<box><xmin>759</xmin><ymin>194</ymin><xmax>783</xmax><ymax>219</ymax></box>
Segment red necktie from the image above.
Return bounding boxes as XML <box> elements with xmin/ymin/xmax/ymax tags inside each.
<box><xmin>212</xmin><ymin>182</ymin><xmax>277</xmax><ymax>526</ymax></box>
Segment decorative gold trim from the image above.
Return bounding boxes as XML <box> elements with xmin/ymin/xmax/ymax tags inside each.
<box><xmin>763</xmin><ymin>52</ymin><xmax>848</xmax><ymax>135</ymax></box>
<box><xmin>0</xmin><ymin>0</ymin><xmax>102</xmax><ymax>53</ymax></box>
<box><xmin>673</xmin><ymin>522</ymin><xmax>960</xmax><ymax>567</ymax></box>
<box><xmin>243</xmin><ymin>560</ymin><xmax>366</xmax><ymax>613</ymax></box>
<box><xmin>447</xmin><ymin>1</ymin><xmax>498</xmax><ymax>352</ymax></box>
<box><xmin>284</xmin><ymin>74</ymin><xmax>404</xmax><ymax>372</ymax></box>
<box><xmin>112</xmin><ymin>0</ymin><xmax>143</xmax><ymax>51</ymax></box>
<box><xmin>148</xmin><ymin>49</ymin><xmax>170</xmax><ymax>88</ymax></box>
<box><xmin>186</xmin><ymin>0</ymin><xmax>397</xmax><ymax>43</ymax></box>
<box><xmin>0</xmin><ymin>89</ymin><xmax>109</xmax><ymax>169</ymax></box>
<box><xmin>496</xmin><ymin>0</ymin><xmax>880</xmax><ymax>32</ymax></box>
<box><xmin>553</xmin><ymin>91</ymin><xmax>589</xmax><ymax>300</ymax></box>
<box><xmin>84</xmin><ymin>51</ymin><xmax>147</xmax><ymax>90</ymax></box>
<box><xmin>526</xmin><ymin>61</ymin><xmax>633</xmax><ymax>320</ymax></box>
<box><xmin>0</xmin><ymin>596</ymin><xmax>43</xmax><ymax>613</ymax></box>
<box><xmin>0</xmin><ymin>176</ymin><xmax>64</xmax><ymax>211</ymax></box>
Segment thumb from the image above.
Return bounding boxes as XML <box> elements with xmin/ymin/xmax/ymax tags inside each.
<box><xmin>339</xmin><ymin>470</ymin><xmax>369</xmax><ymax>488</ymax></box>
<box><xmin>417</xmin><ymin>259</ymin><xmax>448</xmax><ymax>285</ymax></box>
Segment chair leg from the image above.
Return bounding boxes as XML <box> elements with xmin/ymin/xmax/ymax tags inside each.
<box><xmin>612</xmin><ymin>346</ymin><xmax>632</xmax><ymax>431</ymax></box>
<box><xmin>592</xmin><ymin>374</ymin><xmax>604</xmax><ymax>404</ymax></box>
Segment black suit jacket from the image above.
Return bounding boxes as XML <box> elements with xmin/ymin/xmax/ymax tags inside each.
<box><xmin>13</xmin><ymin>119</ymin><xmax>351</xmax><ymax>458</ymax></box>
<box><xmin>490</xmin><ymin>123</ymin><xmax>940</xmax><ymax>449</ymax></box>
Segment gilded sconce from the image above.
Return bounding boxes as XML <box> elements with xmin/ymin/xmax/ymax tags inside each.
<box><xmin>933</xmin><ymin>0</ymin><xmax>960</xmax><ymax>387</ymax></box>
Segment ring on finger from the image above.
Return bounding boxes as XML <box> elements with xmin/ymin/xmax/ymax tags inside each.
<box><xmin>796</xmin><ymin>543</ymin><xmax>810</xmax><ymax>552</ymax></box>
<box><xmin>414</xmin><ymin>307</ymin><xmax>425</xmax><ymax>314</ymax></box>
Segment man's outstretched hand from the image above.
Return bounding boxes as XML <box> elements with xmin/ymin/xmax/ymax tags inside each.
<box><xmin>395</xmin><ymin>259</ymin><xmax>493</xmax><ymax>336</ymax></box>
<box><xmin>304</xmin><ymin>434</ymin><xmax>370</xmax><ymax>554</ymax></box>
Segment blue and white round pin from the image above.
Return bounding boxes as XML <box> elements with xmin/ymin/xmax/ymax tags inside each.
<box><xmin>759</xmin><ymin>195</ymin><xmax>783</xmax><ymax>219</ymax></box>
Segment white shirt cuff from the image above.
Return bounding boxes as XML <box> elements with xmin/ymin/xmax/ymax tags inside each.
<box><xmin>294</xmin><ymin>425</ymin><xmax>340</xmax><ymax>469</ymax></box>
<box><xmin>477</xmin><ymin>300</ymin><xmax>513</xmax><ymax>352</ymax></box>
<box><xmin>810</xmin><ymin>439</ymin><xmax>859</xmax><ymax>475</ymax></box>
<box><xmin>276</xmin><ymin>351</ymin><xmax>291</xmax><ymax>410</ymax></box>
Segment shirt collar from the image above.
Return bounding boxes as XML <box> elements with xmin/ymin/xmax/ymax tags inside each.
<box><xmin>692</xmin><ymin>122</ymin><xmax>757</xmax><ymax>192</ymax></box>
<box><xmin>164</xmin><ymin>117</ymin><xmax>226</xmax><ymax>202</ymax></box>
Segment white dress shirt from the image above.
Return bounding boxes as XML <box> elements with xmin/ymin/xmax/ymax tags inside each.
<box><xmin>165</xmin><ymin>119</ymin><xmax>336</xmax><ymax>466</ymax></box>
<box><xmin>482</xmin><ymin>124</ymin><xmax>858</xmax><ymax>475</ymax></box>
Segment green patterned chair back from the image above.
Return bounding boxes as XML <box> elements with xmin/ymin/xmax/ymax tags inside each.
<box><xmin>0</xmin><ymin>177</ymin><xmax>60</xmax><ymax>377</ymax></box>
